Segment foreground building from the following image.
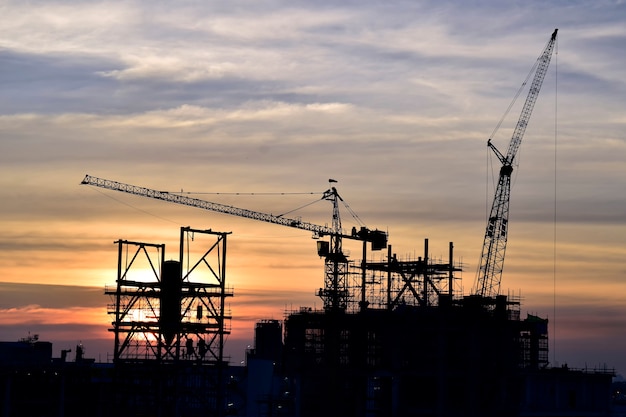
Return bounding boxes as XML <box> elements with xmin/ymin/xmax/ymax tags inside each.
<box><xmin>280</xmin><ymin>297</ymin><xmax>613</xmax><ymax>417</ymax></box>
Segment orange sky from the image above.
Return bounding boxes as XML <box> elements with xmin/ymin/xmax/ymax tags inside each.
<box><xmin>1</xmin><ymin>197</ymin><xmax>624</xmax><ymax>369</ymax></box>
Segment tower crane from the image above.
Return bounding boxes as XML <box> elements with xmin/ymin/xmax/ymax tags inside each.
<box><xmin>474</xmin><ymin>29</ymin><xmax>558</xmax><ymax>298</ymax></box>
<box><xmin>81</xmin><ymin>175</ymin><xmax>387</xmax><ymax>312</ymax></box>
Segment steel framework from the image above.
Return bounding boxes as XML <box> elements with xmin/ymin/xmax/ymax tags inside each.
<box><xmin>347</xmin><ymin>239</ymin><xmax>462</xmax><ymax>311</ymax></box>
<box><xmin>106</xmin><ymin>226</ymin><xmax>233</xmax><ymax>363</ymax></box>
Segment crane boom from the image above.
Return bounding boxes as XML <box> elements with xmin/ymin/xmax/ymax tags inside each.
<box><xmin>81</xmin><ymin>175</ymin><xmax>386</xmax><ymax>244</ymax></box>
<box><xmin>474</xmin><ymin>29</ymin><xmax>558</xmax><ymax>298</ymax></box>
<box><xmin>82</xmin><ymin>174</ymin><xmax>336</xmax><ymax>235</ymax></box>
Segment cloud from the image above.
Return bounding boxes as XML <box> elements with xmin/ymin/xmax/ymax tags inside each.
<box><xmin>0</xmin><ymin>282</ymin><xmax>104</xmax><ymax>309</ymax></box>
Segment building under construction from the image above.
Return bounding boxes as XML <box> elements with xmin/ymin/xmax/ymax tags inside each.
<box><xmin>240</xmin><ymin>236</ymin><xmax>613</xmax><ymax>417</ymax></box>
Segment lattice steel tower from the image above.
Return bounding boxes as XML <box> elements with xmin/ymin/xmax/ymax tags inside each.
<box><xmin>474</xmin><ymin>29</ymin><xmax>558</xmax><ymax>298</ymax></box>
<box><xmin>106</xmin><ymin>226</ymin><xmax>232</xmax><ymax>363</ymax></box>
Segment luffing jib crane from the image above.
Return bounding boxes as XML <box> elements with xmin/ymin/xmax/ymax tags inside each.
<box><xmin>81</xmin><ymin>175</ymin><xmax>387</xmax><ymax>312</ymax></box>
<box><xmin>474</xmin><ymin>29</ymin><xmax>558</xmax><ymax>298</ymax></box>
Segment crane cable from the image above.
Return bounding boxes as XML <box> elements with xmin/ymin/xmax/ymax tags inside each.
<box><xmin>484</xmin><ymin>47</ymin><xmax>545</xmax><ymax>223</ymax></box>
<box><xmin>276</xmin><ymin>198</ymin><xmax>326</xmax><ymax>218</ymax></box>
<box><xmin>176</xmin><ymin>188</ymin><xmax>368</xmax><ymax>228</ymax></box>
<box><xmin>340</xmin><ymin>199</ymin><xmax>367</xmax><ymax>228</ymax></box>
<box><xmin>175</xmin><ymin>191</ymin><xmax>322</xmax><ymax>196</ymax></box>
<box><xmin>488</xmin><ymin>55</ymin><xmax>542</xmax><ymax>143</ymax></box>
<box><xmin>174</xmin><ymin>190</ymin><xmax>330</xmax><ymax>221</ymax></box>
<box><xmin>553</xmin><ymin>34</ymin><xmax>559</xmax><ymax>367</ymax></box>
<box><xmin>87</xmin><ymin>183</ymin><xmax>367</xmax><ymax>235</ymax></box>
<box><xmin>88</xmin><ymin>185</ymin><xmax>180</xmax><ymax>225</ymax></box>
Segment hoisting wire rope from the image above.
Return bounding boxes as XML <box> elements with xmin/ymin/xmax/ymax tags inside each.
<box><xmin>552</xmin><ymin>34</ymin><xmax>559</xmax><ymax>366</ymax></box>
<box><xmin>87</xmin><ymin>185</ymin><xmax>180</xmax><ymax>225</ymax></box>
<box><xmin>173</xmin><ymin>189</ymin><xmax>368</xmax><ymax>228</ymax></box>
<box><xmin>276</xmin><ymin>198</ymin><xmax>326</xmax><ymax>218</ymax></box>
<box><xmin>340</xmin><ymin>199</ymin><xmax>367</xmax><ymax>228</ymax></box>
<box><xmin>488</xmin><ymin>46</ymin><xmax>544</xmax><ymax>143</ymax></box>
<box><xmin>174</xmin><ymin>191</ymin><xmax>323</xmax><ymax>196</ymax></box>
<box><xmin>87</xmin><ymin>184</ymin><xmax>327</xmax><ymax>226</ymax></box>
<box><xmin>484</xmin><ymin>52</ymin><xmax>542</xmax><ymax>208</ymax></box>
<box><xmin>174</xmin><ymin>189</ymin><xmax>329</xmax><ymax>220</ymax></box>
<box><xmin>87</xmin><ymin>181</ymin><xmax>369</xmax><ymax>238</ymax></box>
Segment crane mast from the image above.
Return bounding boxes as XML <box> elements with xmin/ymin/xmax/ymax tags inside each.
<box><xmin>81</xmin><ymin>175</ymin><xmax>387</xmax><ymax>312</ymax></box>
<box><xmin>474</xmin><ymin>29</ymin><xmax>558</xmax><ymax>298</ymax></box>
<box><xmin>317</xmin><ymin>186</ymin><xmax>349</xmax><ymax>311</ymax></box>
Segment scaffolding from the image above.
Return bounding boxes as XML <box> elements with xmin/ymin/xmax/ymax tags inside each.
<box><xmin>346</xmin><ymin>239</ymin><xmax>463</xmax><ymax>312</ymax></box>
<box><xmin>106</xmin><ymin>227</ymin><xmax>233</xmax><ymax>364</ymax></box>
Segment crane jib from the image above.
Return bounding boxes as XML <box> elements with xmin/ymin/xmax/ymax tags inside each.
<box><xmin>80</xmin><ymin>174</ymin><xmax>387</xmax><ymax>247</ymax></box>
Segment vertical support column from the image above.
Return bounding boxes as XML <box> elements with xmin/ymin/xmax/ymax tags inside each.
<box><xmin>178</xmin><ymin>226</ymin><xmax>232</xmax><ymax>365</ymax></box>
<box><xmin>108</xmin><ymin>240</ymin><xmax>165</xmax><ymax>363</ymax></box>
<box><xmin>360</xmin><ymin>239</ymin><xmax>367</xmax><ymax>311</ymax></box>
<box><xmin>217</xmin><ymin>232</ymin><xmax>228</xmax><ymax>417</ymax></box>
<box><xmin>387</xmin><ymin>245</ymin><xmax>392</xmax><ymax>310</ymax></box>
<box><xmin>423</xmin><ymin>238</ymin><xmax>429</xmax><ymax>306</ymax></box>
<box><xmin>114</xmin><ymin>239</ymin><xmax>123</xmax><ymax>363</ymax></box>
<box><xmin>157</xmin><ymin>245</ymin><xmax>166</xmax><ymax>362</ymax></box>
<box><xmin>219</xmin><ymin>231</ymin><xmax>228</xmax><ymax>363</ymax></box>
<box><xmin>449</xmin><ymin>242</ymin><xmax>454</xmax><ymax>297</ymax></box>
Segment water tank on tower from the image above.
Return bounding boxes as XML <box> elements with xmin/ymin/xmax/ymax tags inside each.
<box><xmin>160</xmin><ymin>260</ymin><xmax>182</xmax><ymax>346</ymax></box>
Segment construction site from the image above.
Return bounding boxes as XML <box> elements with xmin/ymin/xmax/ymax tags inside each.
<box><xmin>0</xmin><ymin>29</ymin><xmax>617</xmax><ymax>417</ymax></box>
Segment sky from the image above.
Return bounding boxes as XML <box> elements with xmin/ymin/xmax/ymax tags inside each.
<box><xmin>0</xmin><ymin>0</ymin><xmax>625</xmax><ymax>372</ymax></box>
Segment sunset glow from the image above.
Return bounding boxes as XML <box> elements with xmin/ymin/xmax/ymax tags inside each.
<box><xmin>1</xmin><ymin>1</ymin><xmax>625</xmax><ymax>375</ymax></box>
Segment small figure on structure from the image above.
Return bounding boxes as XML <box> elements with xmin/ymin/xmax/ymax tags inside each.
<box><xmin>186</xmin><ymin>337</ymin><xmax>195</xmax><ymax>358</ymax></box>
